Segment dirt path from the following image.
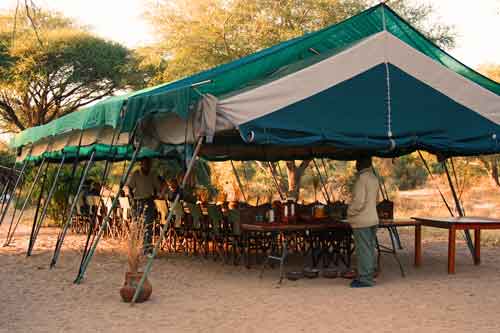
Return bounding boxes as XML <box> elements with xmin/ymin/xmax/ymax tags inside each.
<box><xmin>1</xmin><ymin>223</ymin><xmax>500</xmax><ymax>333</ymax></box>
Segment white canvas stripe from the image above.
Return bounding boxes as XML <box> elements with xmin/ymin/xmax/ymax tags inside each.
<box><xmin>383</xmin><ymin>32</ymin><xmax>500</xmax><ymax>125</ymax></box>
<box><xmin>218</xmin><ymin>31</ymin><xmax>500</xmax><ymax>126</ymax></box>
<box><xmin>217</xmin><ymin>31</ymin><xmax>387</xmax><ymax>126</ymax></box>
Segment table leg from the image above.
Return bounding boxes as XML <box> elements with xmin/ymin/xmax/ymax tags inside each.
<box><xmin>415</xmin><ymin>224</ymin><xmax>422</xmax><ymax>267</ymax></box>
<box><xmin>474</xmin><ymin>228</ymin><xmax>481</xmax><ymax>265</ymax></box>
<box><xmin>448</xmin><ymin>226</ymin><xmax>456</xmax><ymax>274</ymax></box>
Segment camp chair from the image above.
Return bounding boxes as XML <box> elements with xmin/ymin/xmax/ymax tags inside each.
<box><xmin>101</xmin><ymin>195</ymin><xmax>119</xmax><ymax>238</ymax></box>
<box><xmin>184</xmin><ymin>202</ymin><xmax>204</xmax><ymax>256</ymax></box>
<box><xmin>153</xmin><ymin>199</ymin><xmax>168</xmax><ymax>246</ymax></box>
<box><xmin>227</xmin><ymin>208</ymin><xmax>243</xmax><ymax>265</ymax></box>
<box><xmin>85</xmin><ymin>195</ymin><xmax>101</xmax><ymax>235</ymax></box>
<box><xmin>207</xmin><ymin>204</ymin><xmax>225</xmax><ymax>262</ymax></box>
<box><xmin>71</xmin><ymin>192</ymin><xmax>89</xmax><ymax>234</ymax></box>
<box><xmin>167</xmin><ymin>200</ymin><xmax>185</xmax><ymax>253</ymax></box>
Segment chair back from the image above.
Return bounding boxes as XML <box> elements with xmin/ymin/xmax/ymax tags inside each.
<box><xmin>154</xmin><ymin>199</ymin><xmax>168</xmax><ymax>224</ymax></box>
<box><xmin>185</xmin><ymin>202</ymin><xmax>202</xmax><ymax>229</ymax></box>
<box><xmin>101</xmin><ymin>196</ymin><xmax>114</xmax><ymax>217</ymax></box>
<box><xmin>227</xmin><ymin>209</ymin><xmax>241</xmax><ymax>236</ymax></box>
<box><xmin>207</xmin><ymin>204</ymin><xmax>223</xmax><ymax>234</ymax></box>
<box><xmin>118</xmin><ymin>197</ymin><xmax>131</xmax><ymax>221</ymax></box>
<box><xmin>169</xmin><ymin>200</ymin><xmax>184</xmax><ymax>228</ymax></box>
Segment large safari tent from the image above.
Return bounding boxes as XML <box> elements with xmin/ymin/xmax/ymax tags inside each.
<box><xmin>3</xmin><ymin>4</ymin><xmax>499</xmax><ymax>303</ymax></box>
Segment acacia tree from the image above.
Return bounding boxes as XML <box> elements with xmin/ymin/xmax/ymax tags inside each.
<box><xmin>144</xmin><ymin>0</ymin><xmax>456</xmax><ymax>198</ymax></box>
<box><xmin>0</xmin><ymin>9</ymin><xmax>138</xmax><ymax>132</ymax></box>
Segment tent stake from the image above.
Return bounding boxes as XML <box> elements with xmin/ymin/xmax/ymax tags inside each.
<box><xmin>3</xmin><ymin>158</ymin><xmax>46</xmax><ymax>246</ymax></box>
<box><xmin>27</xmin><ymin>155</ymin><xmax>66</xmax><ymax>256</ymax></box>
<box><xmin>74</xmin><ymin>140</ymin><xmax>144</xmax><ymax>284</ymax></box>
<box><xmin>131</xmin><ymin>136</ymin><xmax>203</xmax><ymax>305</ymax></box>
<box><xmin>50</xmin><ymin>151</ymin><xmax>96</xmax><ymax>268</ymax></box>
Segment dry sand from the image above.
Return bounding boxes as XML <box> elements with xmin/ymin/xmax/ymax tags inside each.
<box><xmin>2</xmin><ymin>222</ymin><xmax>500</xmax><ymax>333</ymax></box>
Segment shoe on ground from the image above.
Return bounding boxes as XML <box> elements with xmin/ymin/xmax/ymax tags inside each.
<box><xmin>350</xmin><ymin>279</ymin><xmax>374</xmax><ymax>288</ymax></box>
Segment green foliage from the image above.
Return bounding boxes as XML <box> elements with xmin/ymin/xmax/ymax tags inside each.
<box><xmin>392</xmin><ymin>154</ymin><xmax>428</xmax><ymax>190</ymax></box>
<box><xmin>19</xmin><ymin>161</ymin><xmax>105</xmax><ymax>226</ymax></box>
<box><xmin>0</xmin><ymin>9</ymin><xmax>141</xmax><ymax>132</ymax></box>
<box><xmin>143</xmin><ymin>0</ymin><xmax>455</xmax><ymax>83</ymax></box>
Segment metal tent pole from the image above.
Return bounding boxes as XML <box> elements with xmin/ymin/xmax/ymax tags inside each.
<box><xmin>50</xmin><ymin>151</ymin><xmax>96</xmax><ymax>268</ymax></box>
<box><xmin>131</xmin><ymin>136</ymin><xmax>203</xmax><ymax>305</ymax></box>
<box><xmin>0</xmin><ymin>155</ymin><xmax>30</xmax><ymax>226</ymax></box>
<box><xmin>443</xmin><ymin>159</ymin><xmax>474</xmax><ymax>257</ymax></box>
<box><xmin>230</xmin><ymin>160</ymin><xmax>247</xmax><ymax>202</ymax></box>
<box><xmin>267</xmin><ymin>162</ymin><xmax>285</xmax><ymax>200</ymax></box>
<box><xmin>74</xmin><ymin>156</ymin><xmax>116</xmax><ymax>275</ymax></box>
<box><xmin>0</xmin><ymin>180</ymin><xmax>11</xmax><ymax>217</ymax></box>
<box><xmin>27</xmin><ymin>161</ymin><xmax>50</xmax><ymax>256</ymax></box>
<box><xmin>74</xmin><ymin>140</ymin><xmax>144</xmax><ymax>284</ymax></box>
<box><xmin>27</xmin><ymin>155</ymin><xmax>66</xmax><ymax>256</ymax></box>
<box><xmin>312</xmin><ymin>159</ymin><xmax>332</xmax><ymax>203</ymax></box>
<box><xmin>3</xmin><ymin>158</ymin><xmax>47</xmax><ymax>246</ymax></box>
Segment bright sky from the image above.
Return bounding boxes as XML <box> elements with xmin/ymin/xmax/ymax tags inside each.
<box><xmin>1</xmin><ymin>0</ymin><xmax>499</xmax><ymax>68</ymax></box>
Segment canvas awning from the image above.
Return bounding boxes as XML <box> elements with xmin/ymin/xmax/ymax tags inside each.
<box><xmin>12</xmin><ymin>3</ymin><xmax>500</xmax><ymax>162</ymax></box>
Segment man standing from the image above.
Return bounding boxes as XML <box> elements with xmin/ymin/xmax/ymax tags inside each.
<box><xmin>125</xmin><ymin>158</ymin><xmax>162</xmax><ymax>254</ymax></box>
<box><xmin>347</xmin><ymin>156</ymin><xmax>380</xmax><ymax>288</ymax></box>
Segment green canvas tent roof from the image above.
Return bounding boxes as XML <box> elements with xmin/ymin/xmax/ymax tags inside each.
<box><xmin>12</xmin><ymin>3</ymin><xmax>500</xmax><ymax>162</ymax></box>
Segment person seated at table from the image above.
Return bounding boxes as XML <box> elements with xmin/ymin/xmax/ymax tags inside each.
<box><xmin>347</xmin><ymin>156</ymin><xmax>379</xmax><ymax>288</ymax></box>
<box><xmin>124</xmin><ymin>158</ymin><xmax>162</xmax><ymax>254</ymax></box>
<box><xmin>166</xmin><ymin>173</ymin><xmax>197</xmax><ymax>204</ymax></box>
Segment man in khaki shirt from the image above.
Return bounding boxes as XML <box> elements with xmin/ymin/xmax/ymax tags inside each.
<box><xmin>125</xmin><ymin>158</ymin><xmax>162</xmax><ymax>253</ymax></box>
<box><xmin>347</xmin><ymin>156</ymin><xmax>379</xmax><ymax>288</ymax></box>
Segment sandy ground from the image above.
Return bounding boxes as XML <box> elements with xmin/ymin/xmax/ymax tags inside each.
<box><xmin>2</xmin><ymin>221</ymin><xmax>500</xmax><ymax>333</ymax></box>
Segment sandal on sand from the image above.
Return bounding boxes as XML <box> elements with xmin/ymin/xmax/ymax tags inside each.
<box><xmin>341</xmin><ymin>270</ymin><xmax>357</xmax><ymax>279</ymax></box>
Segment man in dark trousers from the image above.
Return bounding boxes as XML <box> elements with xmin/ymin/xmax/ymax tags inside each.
<box><xmin>347</xmin><ymin>156</ymin><xmax>380</xmax><ymax>288</ymax></box>
<box><xmin>125</xmin><ymin>158</ymin><xmax>162</xmax><ymax>254</ymax></box>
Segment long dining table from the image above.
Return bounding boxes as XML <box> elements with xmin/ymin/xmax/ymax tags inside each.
<box><xmin>240</xmin><ymin>218</ymin><xmax>420</xmax><ymax>282</ymax></box>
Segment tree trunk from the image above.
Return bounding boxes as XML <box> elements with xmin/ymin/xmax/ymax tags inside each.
<box><xmin>286</xmin><ymin>160</ymin><xmax>311</xmax><ymax>199</ymax></box>
<box><xmin>492</xmin><ymin>158</ymin><xmax>500</xmax><ymax>187</ymax></box>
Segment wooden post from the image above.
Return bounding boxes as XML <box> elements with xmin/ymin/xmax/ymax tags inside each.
<box><xmin>414</xmin><ymin>224</ymin><xmax>422</xmax><ymax>267</ymax></box>
<box><xmin>448</xmin><ymin>225</ymin><xmax>456</xmax><ymax>274</ymax></box>
<box><xmin>474</xmin><ymin>228</ymin><xmax>481</xmax><ymax>265</ymax></box>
